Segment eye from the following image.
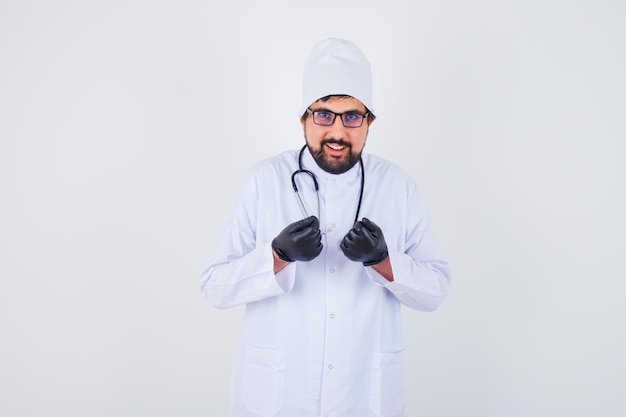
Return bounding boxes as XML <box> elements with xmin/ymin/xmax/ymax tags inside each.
<box><xmin>316</xmin><ymin>111</ymin><xmax>333</xmax><ymax>120</ymax></box>
<box><xmin>344</xmin><ymin>113</ymin><xmax>360</xmax><ymax>121</ymax></box>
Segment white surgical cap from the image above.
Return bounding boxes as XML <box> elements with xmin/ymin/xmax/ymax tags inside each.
<box><xmin>300</xmin><ymin>38</ymin><xmax>375</xmax><ymax>116</ymax></box>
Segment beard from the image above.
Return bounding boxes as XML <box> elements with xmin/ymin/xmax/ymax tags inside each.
<box><xmin>307</xmin><ymin>138</ymin><xmax>363</xmax><ymax>175</ymax></box>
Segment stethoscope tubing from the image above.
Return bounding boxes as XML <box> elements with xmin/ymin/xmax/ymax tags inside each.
<box><xmin>291</xmin><ymin>168</ymin><xmax>320</xmax><ymax>219</ymax></box>
<box><xmin>291</xmin><ymin>145</ymin><xmax>364</xmax><ymax>225</ymax></box>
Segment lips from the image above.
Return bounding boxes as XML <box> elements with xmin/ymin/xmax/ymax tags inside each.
<box><xmin>323</xmin><ymin>140</ymin><xmax>350</xmax><ymax>157</ymax></box>
<box><xmin>325</xmin><ymin>143</ymin><xmax>348</xmax><ymax>158</ymax></box>
<box><xmin>327</xmin><ymin>143</ymin><xmax>346</xmax><ymax>151</ymax></box>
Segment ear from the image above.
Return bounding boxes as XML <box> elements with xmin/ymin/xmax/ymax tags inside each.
<box><xmin>301</xmin><ymin>114</ymin><xmax>309</xmax><ymax>132</ymax></box>
<box><xmin>367</xmin><ymin>115</ymin><xmax>376</xmax><ymax>126</ymax></box>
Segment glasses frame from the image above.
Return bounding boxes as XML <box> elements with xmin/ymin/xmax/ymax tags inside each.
<box><xmin>306</xmin><ymin>108</ymin><xmax>370</xmax><ymax>128</ymax></box>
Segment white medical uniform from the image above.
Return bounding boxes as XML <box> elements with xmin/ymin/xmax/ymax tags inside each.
<box><xmin>200</xmin><ymin>148</ymin><xmax>451</xmax><ymax>417</ymax></box>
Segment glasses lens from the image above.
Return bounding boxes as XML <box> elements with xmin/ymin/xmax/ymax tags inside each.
<box><xmin>313</xmin><ymin>111</ymin><xmax>335</xmax><ymax>126</ymax></box>
<box><xmin>310</xmin><ymin>110</ymin><xmax>365</xmax><ymax>127</ymax></box>
<box><xmin>342</xmin><ymin>113</ymin><xmax>364</xmax><ymax>128</ymax></box>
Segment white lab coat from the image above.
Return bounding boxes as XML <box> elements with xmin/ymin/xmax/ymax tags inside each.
<box><xmin>200</xmin><ymin>148</ymin><xmax>451</xmax><ymax>417</ymax></box>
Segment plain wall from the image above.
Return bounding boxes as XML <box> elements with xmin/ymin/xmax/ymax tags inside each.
<box><xmin>1</xmin><ymin>1</ymin><xmax>624</xmax><ymax>416</ymax></box>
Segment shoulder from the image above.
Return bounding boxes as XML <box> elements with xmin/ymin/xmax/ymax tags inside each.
<box><xmin>362</xmin><ymin>153</ymin><xmax>416</xmax><ymax>184</ymax></box>
<box><xmin>242</xmin><ymin>150</ymin><xmax>300</xmax><ymax>180</ymax></box>
<box><xmin>361</xmin><ymin>153</ymin><xmax>426</xmax><ymax>203</ymax></box>
<box><xmin>232</xmin><ymin>150</ymin><xmax>301</xmax><ymax>197</ymax></box>
<box><xmin>228</xmin><ymin>150</ymin><xmax>300</xmax><ymax>205</ymax></box>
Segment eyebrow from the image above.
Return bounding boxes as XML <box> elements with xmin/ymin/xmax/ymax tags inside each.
<box><xmin>311</xmin><ymin>107</ymin><xmax>367</xmax><ymax>115</ymax></box>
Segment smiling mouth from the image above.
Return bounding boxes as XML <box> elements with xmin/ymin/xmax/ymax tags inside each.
<box><xmin>326</xmin><ymin>143</ymin><xmax>346</xmax><ymax>151</ymax></box>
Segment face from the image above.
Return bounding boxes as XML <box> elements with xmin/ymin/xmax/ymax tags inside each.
<box><xmin>301</xmin><ymin>96</ymin><xmax>375</xmax><ymax>175</ymax></box>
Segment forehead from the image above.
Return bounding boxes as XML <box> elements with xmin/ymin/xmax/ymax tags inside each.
<box><xmin>310</xmin><ymin>96</ymin><xmax>366</xmax><ymax>111</ymax></box>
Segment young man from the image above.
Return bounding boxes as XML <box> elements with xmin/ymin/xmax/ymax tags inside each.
<box><xmin>200</xmin><ymin>38</ymin><xmax>451</xmax><ymax>417</ymax></box>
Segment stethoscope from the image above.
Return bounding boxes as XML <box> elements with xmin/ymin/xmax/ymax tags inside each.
<box><xmin>291</xmin><ymin>144</ymin><xmax>365</xmax><ymax>226</ymax></box>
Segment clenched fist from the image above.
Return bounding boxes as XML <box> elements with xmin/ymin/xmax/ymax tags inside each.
<box><xmin>271</xmin><ymin>216</ymin><xmax>323</xmax><ymax>262</ymax></box>
<box><xmin>340</xmin><ymin>218</ymin><xmax>388</xmax><ymax>266</ymax></box>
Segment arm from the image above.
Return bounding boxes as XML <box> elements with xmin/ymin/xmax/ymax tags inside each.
<box><xmin>201</xmin><ymin>216</ymin><xmax>322</xmax><ymax>308</ymax></box>
<box><xmin>371</xmin><ymin>256</ymin><xmax>394</xmax><ymax>282</ymax></box>
<box><xmin>341</xmin><ymin>173</ymin><xmax>451</xmax><ymax>312</ymax></box>
<box><xmin>199</xmin><ymin>170</ymin><xmax>322</xmax><ymax>308</ymax></box>
<box><xmin>200</xmin><ymin>242</ymin><xmax>296</xmax><ymax>309</ymax></box>
<box><xmin>369</xmin><ymin>241</ymin><xmax>450</xmax><ymax>312</ymax></box>
<box><xmin>273</xmin><ymin>250</ymin><xmax>291</xmax><ymax>274</ymax></box>
<box><xmin>366</xmin><ymin>187</ymin><xmax>451</xmax><ymax>312</ymax></box>
<box><xmin>199</xmin><ymin>169</ymin><xmax>297</xmax><ymax>309</ymax></box>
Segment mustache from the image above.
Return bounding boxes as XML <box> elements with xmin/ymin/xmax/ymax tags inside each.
<box><xmin>321</xmin><ymin>139</ymin><xmax>351</xmax><ymax>148</ymax></box>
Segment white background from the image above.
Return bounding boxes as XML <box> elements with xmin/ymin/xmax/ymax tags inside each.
<box><xmin>1</xmin><ymin>1</ymin><xmax>625</xmax><ymax>416</ymax></box>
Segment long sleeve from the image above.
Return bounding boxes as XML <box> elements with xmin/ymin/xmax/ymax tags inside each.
<box><xmin>364</xmin><ymin>163</ymin><xmax>451</xmax><ymax>312</ymax></box>
<box><xmin>199</xmin><ymin>162</ymin><xmax>297</xmax><ymax>309</ymax></box>
<box><xmin>367</xmin><ymin>247</ymin><xmax>451</xmax><ymax>312</ymax></box>
<box><xmin>200</xmin><ymin>242</ymin><xmax>297</xmax><ymax>309</ymax></box>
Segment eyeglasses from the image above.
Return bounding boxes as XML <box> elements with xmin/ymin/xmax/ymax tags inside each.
<box><xmin>306</xmin><ymin>109</ymin><xmax>369</xmax><ymax>128</ymax></box>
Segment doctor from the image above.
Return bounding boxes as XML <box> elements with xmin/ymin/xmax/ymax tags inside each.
<box><xmin>200</xmin><ymin>38</ymin><xmax>451</xmax><ymax>417</ymax></box>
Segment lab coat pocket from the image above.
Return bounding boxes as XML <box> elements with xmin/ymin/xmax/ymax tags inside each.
<box><xmin>370</xmin><ymin>350</ymin><xmax>405</xmax><ymax>417</ymax></box>
<box><xmin>242</xmin><ymin>345</ymin><xmax>285</xmax><ymax>416</ymax></box>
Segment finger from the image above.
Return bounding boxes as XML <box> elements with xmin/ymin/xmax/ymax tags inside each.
<box><xmin>343</xmin><ymin>228</ymin><xmax>360</xmax><ymax>244</ymax></box>
<box><xmin>352</xmin><ymin>220</ymin><xmax>364</xmax><ymax>232</ymax></box>
<box><xmin>294</xmin><ymin>225</ymin><xmax>321</xmax><ymax>242</ymax></box>
<box><xmin>360</xmin><ymin>226</ymin><xmax>378</xmax><ymax>247</ymax></box>
<box><xmin>360</xmin><ymin>218</ymin><xmax>381</xmax><ymax>236</ymax></box>
<box><xmin>300</xmin><ymin>215</ymin><xmax>319</xmax><ymax>230</ymax></box>
<box><xmin>290</xmin><ymin>216</ymin><xmax>319</xmax><ymax>233</ymax></box>
<box><xmin>340</xmin><ymin>240</ymin><xmax>354</xmax><ymax>256</ymax></box>
<box><xmin>313</xmin><ymin>242</ymin><xmax>324</xmax><ymax>257</ymax></box>
<box><xmin>360</xmin><ymin>217</ymin><xmax>377</xmax><ymax>230</ymax></box>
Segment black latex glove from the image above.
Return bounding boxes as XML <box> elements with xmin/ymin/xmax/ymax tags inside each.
<box><xmin>340</xmin><ymin>218</ymin><xmax>389</xmax><ymax>266</ymax></box>
<box><xmin>271</xmin><ymin>216</ymin><xmax>323</xmax><ymax>262</ymax></box>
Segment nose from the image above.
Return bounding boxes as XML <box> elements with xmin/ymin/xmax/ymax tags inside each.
<box><xmin>328</xmin><ymin>115</ymin><xmax>346</xmax><ymax>137</ymax></box>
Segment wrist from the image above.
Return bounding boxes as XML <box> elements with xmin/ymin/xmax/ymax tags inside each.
<box><xmin>369</xmin><ymin>255</ymin><xmax>394</xmax><ymax>282</ymax></box>
<box><xmin>272</xmin><ymin>250</ymin><xmax>291</xmax><ymax>273</ymax></box>
<box><xmin>362</xmin><ymin>249</ymin><xmax>389</xmax><ymax>266</ymax></box>
<box><xmin>271</xmin><ymin>239</ymin><xmax>295</xmax><ymax>262</ymax></box>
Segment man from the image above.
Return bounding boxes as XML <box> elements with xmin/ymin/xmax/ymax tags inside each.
<box><xmin>200</xmin><ymin>38</ymin><xmax>451</xmax><ymax>417</ymax></box>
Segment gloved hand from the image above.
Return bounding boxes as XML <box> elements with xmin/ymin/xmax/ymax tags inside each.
<box><xmin>272</xmin><ymin>216</ymin><xmax>323</xmax><ymax>262</ymax></box>
<box><xmin>340</xmin><ymin>218</ymin><xmax>388</xmax><ymax>266</ymax></box>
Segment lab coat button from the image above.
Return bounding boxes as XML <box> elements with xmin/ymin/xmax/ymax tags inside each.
<box><xmin>328</xmin><ymin>364</ymin><xmax>333</xmax><ymax>369</ymax></box>
<box><xmin>329</xmin><ymin>268</ymin><xmax>335</xmax><ymax>273</ymax></box>
<box><xmin>329</xmin><ymin>313</ymin><xmax>335</xmax><ymax>319</ymax></box>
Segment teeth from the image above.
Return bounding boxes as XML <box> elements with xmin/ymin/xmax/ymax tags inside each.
<box><xmin>328</xmin><ymin>144</ymin><xmax>345</xmax><ymax>150</ymax></box>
